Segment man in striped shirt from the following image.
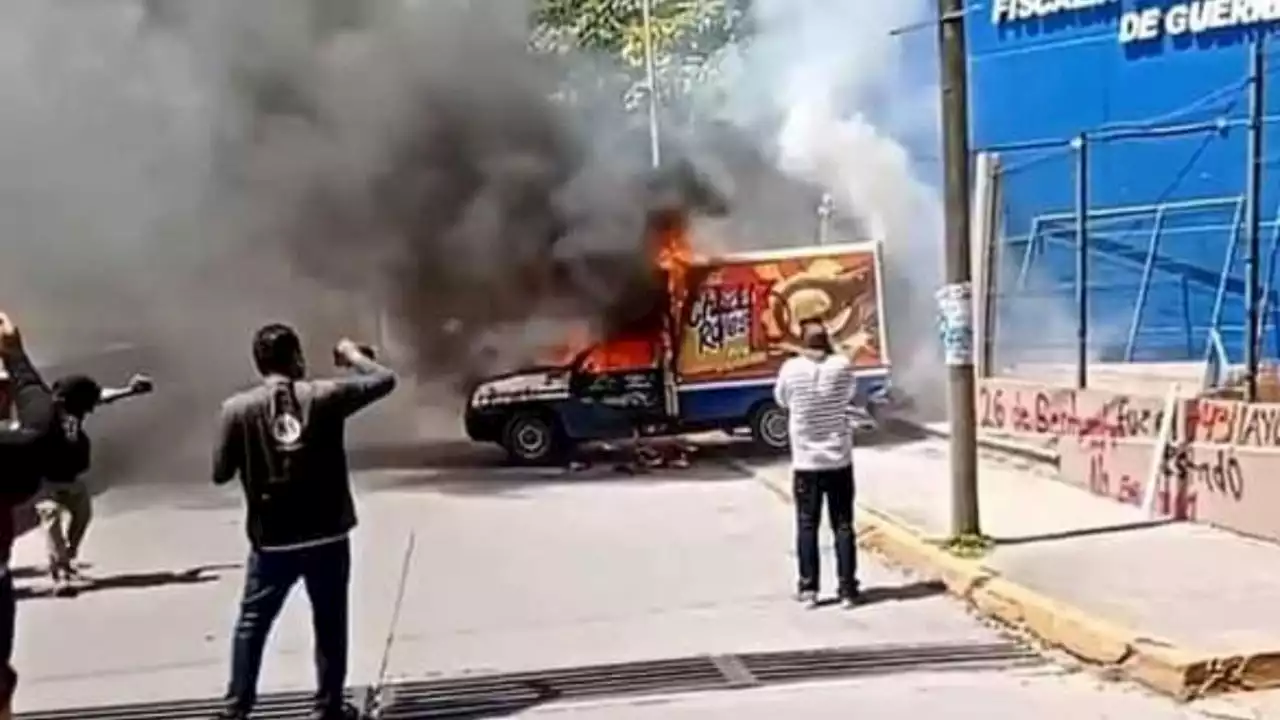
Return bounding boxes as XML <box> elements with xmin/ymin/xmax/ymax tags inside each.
<box><xmin>773</xmin><ymin>318</ymin><xmax>859</xmax><ymax>608</ymax></box>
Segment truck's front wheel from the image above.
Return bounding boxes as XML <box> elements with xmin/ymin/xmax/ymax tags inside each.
<box><xmin>501</xmin><ymin>412</ymin><xmax>567</xmax><ymax>466</ymax></box>
<box><xmin>749</xmin><ymin>401</ymin><xmax>789</xmax><ymax>453</ymax></box>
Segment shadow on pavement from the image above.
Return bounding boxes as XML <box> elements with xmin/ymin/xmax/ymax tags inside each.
<box><xmin>809</xmin><ymin>579</ymin><xmax>947</xmax><ymax>608</ymax></box>
<box><xmin>990</xmin><ymin>518</ymin><xmax>1178</xmax><ymax>547</ymax></box>
<box><xmin>383</xmin><ymin>679</ymin><xmax>561</xmax><ymax>719</ymax></box>
<box><xmin>858</xmin><ymin>579</ymin><xmax>947</xmax><ymax>605</ymax></box>
<box><xmin>14</xmin><ymin>562</ymin><xmax>240</xmax><ymax>601</ymax></box>
<box><xmin>9</xmin><ymin>566</ymin><xmax>47</xmax><ymax>581</ymax></box>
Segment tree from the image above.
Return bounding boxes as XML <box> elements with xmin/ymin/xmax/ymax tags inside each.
<box><xmin>532</xmin><ymin>0</ymin><xmax>750</xmax><ymax>111</ymax></box>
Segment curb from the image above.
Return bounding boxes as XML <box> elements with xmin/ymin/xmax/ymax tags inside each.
<box><xmin>908</xmin><ymin>421</ymin><xmax>1059</xmax><ymax>467</ymax></box>
<box><xmin>746</xmin><ymin>463</ymin><xmax>1280</xmax><ymax>701</ymax></box>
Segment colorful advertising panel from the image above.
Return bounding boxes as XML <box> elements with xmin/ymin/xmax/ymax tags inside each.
<box><xmin>675</xmin><ymin>247</ymin><xmax>887</xmax><ymax>383</ymax></box>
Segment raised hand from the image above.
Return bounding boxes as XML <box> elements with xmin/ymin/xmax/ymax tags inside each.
<box><xmin>127</xmin><ymin>374</ymin><xmax>155</xmax><ymax>395</ymax></box>
<box><xmin>0</xmin><ymin>312</ymin><xmax>22</xmax><ymax>354</ymax></box>
<box><xmin>334</xmin><ymin>339</ymin><xmax>376</xmax><ymax>368</ymax></box>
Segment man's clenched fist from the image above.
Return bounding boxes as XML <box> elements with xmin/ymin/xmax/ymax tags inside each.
<box><xmin>0</xmin><ymin>313</ymin><xmax>22</xmax><ymax>353</ymax></box>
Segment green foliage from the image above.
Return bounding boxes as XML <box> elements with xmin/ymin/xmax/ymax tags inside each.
<box><xmin>532</xmin><ymin>0</ymin><xmax>751</xmax><ymax>109</ymax></box>
<box><xmin>944</xmin><ymin>533</ymin><xmax>994</xmax><ymax>559</ymax></box>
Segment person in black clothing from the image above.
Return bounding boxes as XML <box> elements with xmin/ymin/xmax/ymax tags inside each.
<box><xmin>38</xmin><ymin>372</ymin><xmax>153</xmax><ymax>593</ymax></box>
<box><xmin>213</xmin><ymin>324</ymin><xmax>396</xmax><ymax>720</ymax></box>
<box><xmin>0</xmin><ymin>312</ymin><xmax>64</xmax><ymax>719</ymax></box>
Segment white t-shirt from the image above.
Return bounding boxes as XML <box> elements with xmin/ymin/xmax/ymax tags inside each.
<box><xmin>773</xmin><ymin>353</ymin><xmax>856</xmax><ymax>471</ymax></box>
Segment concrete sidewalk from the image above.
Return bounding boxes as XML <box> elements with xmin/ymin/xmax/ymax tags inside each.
<box><xmin>741</xmin><ymin>436</ymin><xmax>1280</xmax><ymax>701</ymax></box>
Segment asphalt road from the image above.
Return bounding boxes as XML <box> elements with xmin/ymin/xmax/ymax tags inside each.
<box><xmin>7</xmin><ymin>423</ymin><xmax>1218</xmax><ymax>718</ymax></box>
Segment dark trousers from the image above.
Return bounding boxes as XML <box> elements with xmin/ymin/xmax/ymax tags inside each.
<box><xmin>794</xmin><ymin>465</ymin><xmax>858</xmax><ymax>596</ymax></box>
<box><xmin>0</xmin><ymin>572</ymin><xmax>15</xmax><ymax>710</ymax></box>
<box><xmin>223</xmin><ymin>537</ymin><xmax>351</xmax><ymax>714</ymax></box>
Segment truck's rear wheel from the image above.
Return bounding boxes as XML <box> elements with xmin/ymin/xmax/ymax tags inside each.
<box><xmin>501</xmin><ymin>412</ymin><xmax>567</xmax><ymax>466</ymax></box>
<box><xmin>749</xmin><ymin>401</ymin><xmax>789</xmax><ymax>452</ymax></box>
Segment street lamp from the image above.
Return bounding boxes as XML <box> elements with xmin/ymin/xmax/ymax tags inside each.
<box><xmin>640</xmin><ymin>0</ymin><xmax>661</xmax><ymax>169</ymax></box>
<box><xmin>816</xmin><ymin>192</ymin><xmax>834</xmax><ymax>245</ymax></box>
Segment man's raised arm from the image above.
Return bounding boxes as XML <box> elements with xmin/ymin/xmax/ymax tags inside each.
<box><xmin>315</xmin><ymin>339</ymin><xmax>397</xmax><ymax>419</ymax></box>
<box><xmin>0</xmin><ymin>312</ymin><xmax>54</xmax><ymax>444</ymax></box>
<box><xmin>0</xmin><ymin>313</ymin><xmax>47</xmax><ymax>397</ymax></box>
<box><xmin>99</xmin><ymin>374</ymin><xmax>154</xmax><ymax>406</ymax></box>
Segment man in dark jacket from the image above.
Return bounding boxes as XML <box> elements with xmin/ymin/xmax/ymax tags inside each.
<box><xmin>0</xmin><ymin>312</ymin><xmax>62</xmax><ymax>719</ymax></box>
<box><xmin>38</xmin><ymin>372</ymin><xmax>153</xmax><ymax>592</ymax></box>
<box><xmin>214</xmin><ymin>323</ymin><xmax>396</xmax><ymax>720</ymax></box>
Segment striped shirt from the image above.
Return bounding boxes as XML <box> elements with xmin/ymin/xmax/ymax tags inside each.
<box><xmin>773</xmin><ymin>353</ymin><xmax>856</xmax><ymax>470</ymax></box>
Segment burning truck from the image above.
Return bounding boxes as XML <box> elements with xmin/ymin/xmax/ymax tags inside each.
<box><xmin>463</xmin><ymin>212</ymin><xmax>898</xmax><ymax>464</ymax></box>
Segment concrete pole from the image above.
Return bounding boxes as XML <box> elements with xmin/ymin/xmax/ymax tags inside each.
<box><xmin>936</xmin><ymin>0</ymin><xmax>980</xmax><ymax>536</ymax></box>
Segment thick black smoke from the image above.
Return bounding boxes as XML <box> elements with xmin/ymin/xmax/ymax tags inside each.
<box><xmin>206</xmin><ymin>0</ymin><xmax>725</xmax><ymax>388</ymax></box>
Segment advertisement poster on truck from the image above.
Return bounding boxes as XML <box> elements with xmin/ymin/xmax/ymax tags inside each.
<box><xmin>675</xmin><ymin>244</ymin><xmax>888</xmax><ymax>384</ymax></box>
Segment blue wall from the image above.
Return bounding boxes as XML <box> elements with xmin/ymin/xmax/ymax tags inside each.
<box><xmin>968</xmin><ymin>0</ymin><xmax>1280</xmax><ymax>364</ymax></box>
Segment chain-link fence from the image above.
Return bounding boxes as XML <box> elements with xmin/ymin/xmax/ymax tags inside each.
<box><xmin>988</xmin><ymin>119</ymin><xmax>1280</xmax><ymax>375</ymax></box>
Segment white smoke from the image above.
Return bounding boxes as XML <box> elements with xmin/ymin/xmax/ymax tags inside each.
<box><xmin>699</xmin><ymin>0</ymin><xmax>947</xmax><ymax>414</ymax></box>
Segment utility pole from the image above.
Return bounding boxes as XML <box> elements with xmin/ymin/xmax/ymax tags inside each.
<box><xmin>1245</xmin><ymin>36</ymin><xmax>1265</xmax><ymax>402</ymax></box>
<box><xmin>640</xmin><ymin>0</ymin><xmax>662</xmax><ymax>169</ymax></box>
<box><xmin>1074</xmin><ymin>134</ymin><xmax>1089</xmax><ymax>389</ymax></box>
<box><xmin>936</xmin><ymin>0</ymin><xmax>980</xmax><ymax>536</ymax></box>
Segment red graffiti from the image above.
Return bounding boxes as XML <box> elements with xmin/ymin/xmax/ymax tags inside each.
<box><xmin>1187</xmin><ymin>399</ymin><xmax>1280</xmax><ymax>448</ymax></box>
<box><xmin>978</xmin><ymin>385</ymin><xmax>1165</xmax><ymax>442</ymax></box>
<box><xmin>1086</xmin><ymin>451</ymin><xmax>1142</xmax><ymax>505</ymax></box>
<box><xmin>1083</xmin><ymin>446</ymin><xmax>1198</xmax><ymax>519</ymax></box>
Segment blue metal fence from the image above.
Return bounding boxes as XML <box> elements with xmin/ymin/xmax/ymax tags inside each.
<box><xmin>994</xmin><ymin>192</ymin><xmax>1280</xmax><ymax>367</ymax></box>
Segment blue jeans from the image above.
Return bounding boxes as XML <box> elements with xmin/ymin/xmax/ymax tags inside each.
<box><xmin>793</xmin><ymin>465</ymin><xmax>858</xmax><ymax>596</ymax></box>
<box><xmin>223</xmin><ymin>537</ymin><xmax>351</xmax><ymax>715</ymax></box>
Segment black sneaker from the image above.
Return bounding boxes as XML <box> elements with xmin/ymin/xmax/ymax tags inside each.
<box><xmin>839</xmin><ymin>588</ymin><xmax>862</xmax><ymax>609</ymax></box>
<box><xmin>309</xmin><ymin>702</ymin><xmax>362</xmax><ymax>720</ymax></box>
<box><xmin>794</xmin><ymin>590</ymin><xmax>819</xmax><ymax>606</ymax></box>
<box><xmin>50</xmin><ymin>581</ymin><xmax>78</xmax><ymax>598</ymax></box>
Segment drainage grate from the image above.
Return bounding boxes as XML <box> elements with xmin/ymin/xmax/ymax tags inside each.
<box><xmin>17</xmin><ymin>641</ymin><xmax>1041</xmax><ymax>720</ymax></box>
<box><xmin>374</xmin><ymin>656</ymin><xmax>728</xmax><ymax>719</ymax></box>
<box><xmin>740</xmin><ymin>641</ymin><xmax>1043</xmax><ymax>683</ymax></box>
<box><xmin>373</xmin><ymin>640</ymin><xmax>1040</xmax><ymax>719</ymax></box>
<box><xmin>15</xmin><ymin>690</ymin><xmax>365</xmax><ymax>720</ymax></box>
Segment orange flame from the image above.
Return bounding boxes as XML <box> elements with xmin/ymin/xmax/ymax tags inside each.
<box><xmin>654</xmin><ymin>214</ymin><xmax>695</xmax><ymax>271</ymax></box>
<box><xmin>542</xmin><ymin>212</ymin><xmax>699</xmax><ymax>370</ymax></box>
<box><xmin>652</xmin><ymin>210</ymin><xmax>698</xmax><ymax>315</ymax></box>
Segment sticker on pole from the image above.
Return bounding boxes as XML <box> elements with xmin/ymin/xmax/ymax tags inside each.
<box><xmin>936</xmin><ymin>282</ymin><xmax>974</xmax><ymax>366</ymax></box>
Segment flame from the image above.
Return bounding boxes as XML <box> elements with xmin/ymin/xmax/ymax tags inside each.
<box><xmin>542</xmin><ymin>212</ymin><xmax>699</xmax><ymax>371</ymax></box>
<box><xmin>653</xmin><ymin>211</ymin><xmax>695</xmax><ymax>272</ymax></box>
<box><xmin>580</xmin><ymin>336</ymin><xmax>659</xmax><ymax>372</ymax></box>
<box><xmin>544</xmin><ymin>326</ymin><xmax>658</xmax><ymax>370</ymax></box>
<box><xmin>652</xmin><ymin>210</ymin><xmax>698</xmax><ymax>314</ymax></box>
